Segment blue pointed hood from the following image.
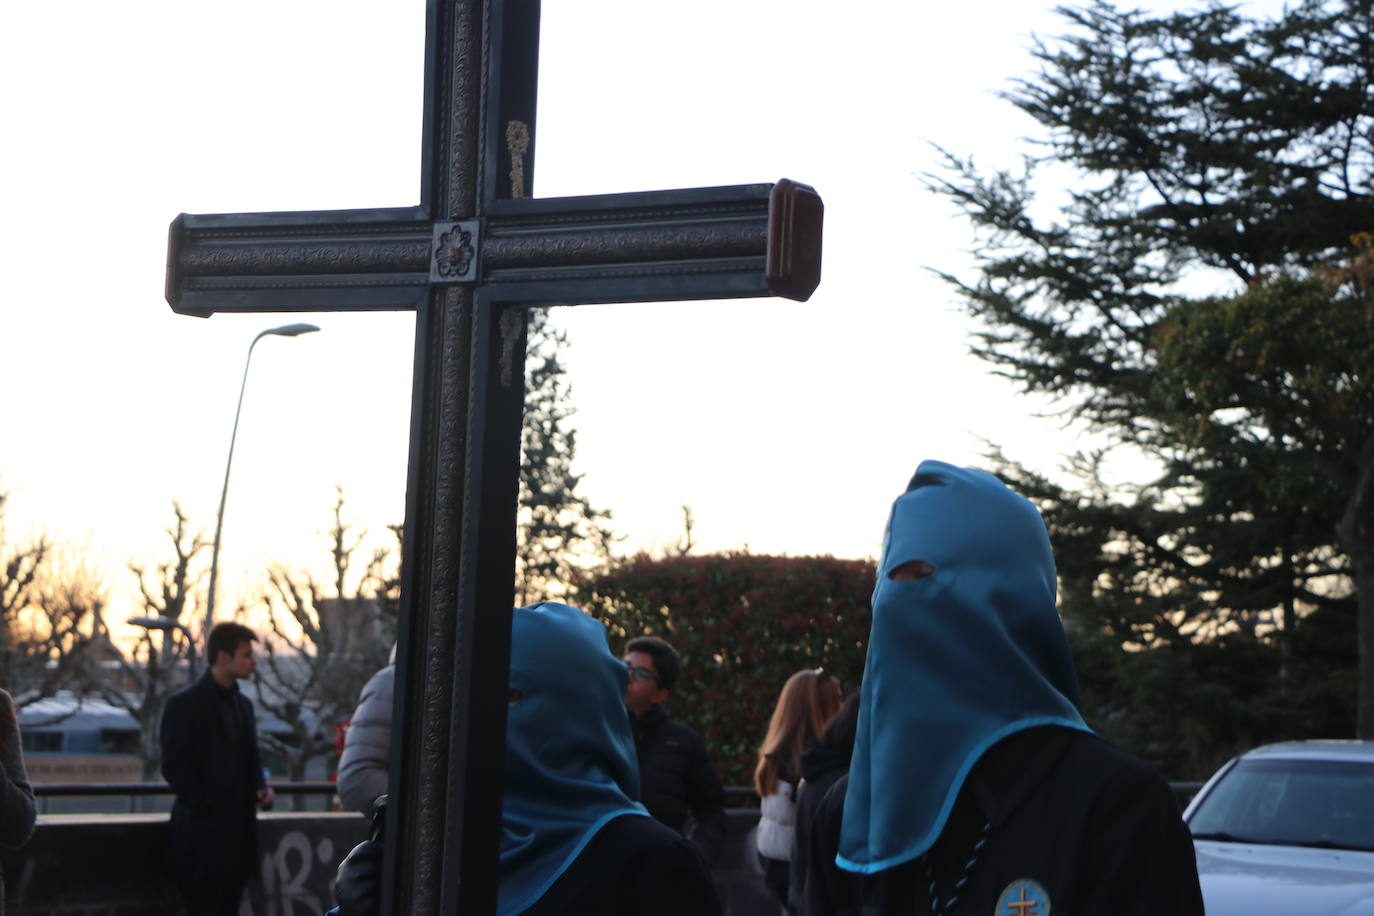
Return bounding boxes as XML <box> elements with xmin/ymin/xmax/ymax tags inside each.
<box><xmin>837</xmin><ymin>460</ymin><xmax>1089</xmax><ymax>874</ymax></box>
<box><xmin>500</xmin><ymin>601</ymin><xmax>648</xmax><ymax>914</ymax></box>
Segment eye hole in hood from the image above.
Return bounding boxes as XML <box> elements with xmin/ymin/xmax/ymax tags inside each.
<box><xmin>888</xmin><ymin>560</ymin><xmax>936</xmax><ymax>581</ymax></box>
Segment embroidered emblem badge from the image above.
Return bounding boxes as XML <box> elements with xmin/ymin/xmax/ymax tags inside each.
<box><xmin>995</xmin><ymin>879</ymin><xmax>1051</xmax><ymax>916</ymax></box>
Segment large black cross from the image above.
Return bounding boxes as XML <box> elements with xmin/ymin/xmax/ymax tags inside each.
<box><xmin>165</xmin><ymin>1</ymin><xmax>822</xmax><ymax>912</ymax></box>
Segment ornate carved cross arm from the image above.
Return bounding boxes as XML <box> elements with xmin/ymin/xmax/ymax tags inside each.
<box><xmin>165</xmin><ymin>180</ymin><xmax>822</xmax><ymax>318</ymax></box>
<box><xmin>166</xmin><ymin>207</ymin><xmax>434</xmax><ymax>317</ymax></box>
<box><xmin>479</xmin><ymin>179</ymin><xmax>823</xmax><ymax>306</ymax></box>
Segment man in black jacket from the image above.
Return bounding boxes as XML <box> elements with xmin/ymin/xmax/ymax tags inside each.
<box><xmin>622</xmin><ymin>635</ymin><xmax>727</xmax><ymax>865</ymax></box>
<box><xmin>161</xmin><ymin>622</ymin><xmax>275</xmax><ymax>915</ymax></box>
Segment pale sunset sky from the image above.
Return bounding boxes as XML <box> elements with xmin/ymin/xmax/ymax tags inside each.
<box><xmin>0</xmin><ymin>0</ymin><xmax>1285</xmax><ymax>629</ymax></box>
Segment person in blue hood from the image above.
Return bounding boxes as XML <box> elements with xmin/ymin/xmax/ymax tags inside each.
<box><xmin>797</xmin><ymin>461</ymin><xmax>1202</xmax><ymax>915</ymax></box>
<box><xmin>500</xmin><ymin>601</ymin><xmax>722</xmax><ymax>915</ymax></box>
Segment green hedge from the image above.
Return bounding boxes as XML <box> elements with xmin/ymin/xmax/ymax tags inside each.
<box><xmin>574</xmin><ymin>552</ymin><xmax>875</xmax><ymax>788</ymax></box>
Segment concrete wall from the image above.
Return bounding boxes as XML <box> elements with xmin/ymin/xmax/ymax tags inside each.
<box><xmin>1</xmin><ymin>812</ymin><xmax>368</xmax><ymax>916</ymax></box>
<box><xmin>0</xmin><ymin>810</ymin><xmax>777</xmax><ymax>915</ymax></box>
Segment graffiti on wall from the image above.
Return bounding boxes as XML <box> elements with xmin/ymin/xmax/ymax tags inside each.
<box><xmin>243</xmin><ymin>828</ymin><xmax>341</xmax><ymax>916</ymax></box>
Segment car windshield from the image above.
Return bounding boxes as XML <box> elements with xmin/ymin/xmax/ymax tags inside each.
<box><xmin>1189</xmin><ymin>757</ymin><xmax>1374</xmax><ymax>852</ymax></box>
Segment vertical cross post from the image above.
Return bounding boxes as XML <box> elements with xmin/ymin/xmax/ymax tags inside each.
<box><xmin>382</xmin><ymin>3</ymin><xmax>533</xmax><ymax>911</ymax></box>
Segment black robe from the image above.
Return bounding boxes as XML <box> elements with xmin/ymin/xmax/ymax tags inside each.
<box><xmin>799</xmin><ymin>727</ymin><xmax>1204</xmax><ymax>916</ymax></box>
<box><xmin>522</xmin><ymin>813</ymin><xmax>722</xmax><ymax>915</ymax></box>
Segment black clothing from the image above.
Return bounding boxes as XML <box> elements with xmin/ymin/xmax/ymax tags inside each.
<box><xmin>799</xmin><ymin>740</ymin><xmax>849</xmax><ymax>794</ymax></box>
<box><xmin>791</xmin><ymin>739</ymin><xmax>858</xmax><ymax>915</ymax></box>
<box><xmin>161</xmin><ymin>672</ymin><xmax>267</xmax><ymax>913</ymax></box>
<box><xmin>178</xmin><ymin>869</ymin><xmax>249</xmax><ymax>916</ymax></box>
<box><xmin>797</xmin><ymin>775</ymin><xmax>861</xmax><ymax>916</ymax></box>
<box><xmin>523</xmin><ymin>813</ymin><xmax>722</xmax><ymax>915</ymax></box>
<box><xmin>630</xmin><ymin>704</ymin><xmax>727</xmax><ymax>864</ymax></box>
<box><xmin>801</xmin><ymin>727</ymin><xmax>1203</xmax><ymax>916</ymax></box>
<box><xmin>213</xmin><ymin>678</ymin><xmax>246</xmax><ymax>748</ymax></box>
<box><xmin>760</xmin><ymin>853</ymin><xmax>791</xmax><ymax>911</ymax></box>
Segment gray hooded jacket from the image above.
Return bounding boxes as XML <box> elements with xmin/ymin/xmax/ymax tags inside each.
<box><xmin>337</xmin><ymin>663</ymin><xmax>394</xmax><ymax>814</ymax></box>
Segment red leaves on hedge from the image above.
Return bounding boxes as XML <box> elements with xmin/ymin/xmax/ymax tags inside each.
<box><xmin>575</xmin><ymin>551</ymin><xmax>876</xmax><ymax>787</ymax></box>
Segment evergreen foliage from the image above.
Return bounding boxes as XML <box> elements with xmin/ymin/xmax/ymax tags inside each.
<box><xmin>934</xmin><ymin>0</ymin><xmax>1374</xmax><ymax>762</ymax></box>
<box><xmin>515</xmin><ymin>309</ymin><xmax>614</xmax><ymax>604</ymax></box>
<box><xmin>575</xmin><ymin>552</ymin><xmax>874</xmax><ymax>787</ymax></box>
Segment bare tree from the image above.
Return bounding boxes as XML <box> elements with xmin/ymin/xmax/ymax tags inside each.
<box><xmin>20</xmin><ymin>562</ymin><xmax>109</xmax><ymax>713</ymax></box>
<box><xmin>250</xmin><ymin>489</ymin><xmax>396</xmax><ymax>807</ymax></box>
<box><xmin>0</xmin><ymin>491</ymin><xmax>46</xmax><ymax>624</ymax></box>
<box><xmin>0</xmin><ymin>486</ymin><xmax>103</xmax><ymax>707</ymax></box>
<box><xmin>91</xmin><ymin>503</ymin><xmax>207</xmax><ymax>778</ymax></box>
<box><xmin>674</xmin><ymin>504</ymin><xmax>697</xmax><ymax>557</ymax></box>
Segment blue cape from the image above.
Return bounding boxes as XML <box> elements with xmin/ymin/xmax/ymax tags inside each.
<box><xmin>500</xmin><ymin>602</ymin><xmax>648</xmax><ymax>914</ymax></box>
<box><xmin>837</xmin><ymin>460</ymin><xmax>1090</xmax><ymax>874</ymax></box>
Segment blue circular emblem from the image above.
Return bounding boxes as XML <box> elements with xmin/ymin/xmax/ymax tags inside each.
<box><xmin>995</xmin><ymin>879</ymin><xmax>1051</xmax><ymax>916</ymax></box>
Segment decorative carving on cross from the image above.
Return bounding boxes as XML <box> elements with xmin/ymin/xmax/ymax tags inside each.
<box><xmin>505</xmin><ymin>121</ymin><xmax>530</xmax><ymax>200</ymax></box>
<box><xmin>431</xmin><ymin>222</ymin><xmax>479</xmax><ymax>282</ymax></box>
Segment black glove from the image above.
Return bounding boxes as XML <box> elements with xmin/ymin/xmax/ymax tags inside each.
<box><xmin>334</xmin><ymin>794</ymin><xmax>387</xmax><ymax>916</ymax></box>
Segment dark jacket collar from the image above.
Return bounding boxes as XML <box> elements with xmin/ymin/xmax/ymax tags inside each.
<box><xmin>200</xmin><ymin>670</ymin><xmax>241</xmax><ymax>699</ymax></box>
<box><xmin>635</xmin><ymin>703</ymin><xmax>668</xmax><ymax>729</ymax></box>
<box><xmin>800</xmin><ymin>738</ymin><xmax>852</xmax><ymax>782</ymax></box>
<box><xmin>968</xmin><ymin>725</ymin><xmax>1078</xmax><ymax>829</ymax></box>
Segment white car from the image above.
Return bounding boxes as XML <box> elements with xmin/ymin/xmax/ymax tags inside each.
<box><xmin>1184</xmin><ymin>740</ymin><xmax>1374</xmax><ymax>915</ymax></box>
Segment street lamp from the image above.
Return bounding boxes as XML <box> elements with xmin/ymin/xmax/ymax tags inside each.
<box><xmin>127</xmin><ymin>615</ymin><xmax>198</xmax><ymax>680</ymax></box>
<box><xmin>204</xmin><ymin>322</ymin><xmax>320</xmax><ymax>639</ymax></box>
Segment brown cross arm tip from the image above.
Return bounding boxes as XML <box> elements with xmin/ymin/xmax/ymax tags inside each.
<box><xmin>766</xmin><ymin>179</ymin><xmax>824</xmax><ymax>302</ymax></box>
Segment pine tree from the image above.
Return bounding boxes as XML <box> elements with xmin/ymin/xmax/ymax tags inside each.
<box><xmin>932</xmin><ymin>0</ymin><xmax>1374</xmax><ymax>746</ymax></box>
<box><xmin>514</xmin><ymin>309</ymin><xmax>615</xmax><ymax>604</ymax></box>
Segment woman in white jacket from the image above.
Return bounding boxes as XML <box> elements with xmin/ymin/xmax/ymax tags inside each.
<box><xmin>754</xmin><ymin>669</ymin><xmax>841</xmax><ymax>911</ymax></box>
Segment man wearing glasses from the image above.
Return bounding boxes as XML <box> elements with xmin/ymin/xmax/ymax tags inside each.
<box><xmin>622</xmin><ymin>635</ymin><xmax>727</xmax><ymax>865</ymax></box>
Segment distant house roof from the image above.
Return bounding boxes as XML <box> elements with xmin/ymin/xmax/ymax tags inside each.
<box><xmin>20</xmin><ymin>694</ymin><xmax>137</xmax><ymax>732</ymax></box>
<box><xmin>17</xmin><ymin>687</ymin><xmax>300</xmax><ymax>735</ymax></box>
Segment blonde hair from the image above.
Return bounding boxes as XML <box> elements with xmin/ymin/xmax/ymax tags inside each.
<box><xmin>754</xmin><ymin>669</ymin><xmax>842</xmax><ymax>797</ymax></box>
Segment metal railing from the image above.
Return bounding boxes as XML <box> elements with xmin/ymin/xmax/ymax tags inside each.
<box><xmin>724</xmin><ymin>781</ymin><xmax>1206</xmax><ymax>809</ymax></box>
<box><xmin>33</xmin><ymin>779</ymin><xmax>1206</xmax><ymax>812</ymax></box>
<box><xmin>31</xmin><ymin>781</ymin><xmax>340</xmax><ymax>814</ymax></box>
<box><xmin>33</xmin><ymin>781</ymin><xmax>338</xmax><ymax>797</ymax></box>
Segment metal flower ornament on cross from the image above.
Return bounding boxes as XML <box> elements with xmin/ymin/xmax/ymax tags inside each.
<box><xmin>434</xmin><ymin>224</ymin><xmax>477</xmax><ymax>280</ymax></box>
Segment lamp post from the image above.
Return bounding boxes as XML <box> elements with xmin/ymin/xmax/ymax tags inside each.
<box><xmin>204</xmin><ymin>322</ymin><xmax>320</xmax><ymax>639</ymax></box>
